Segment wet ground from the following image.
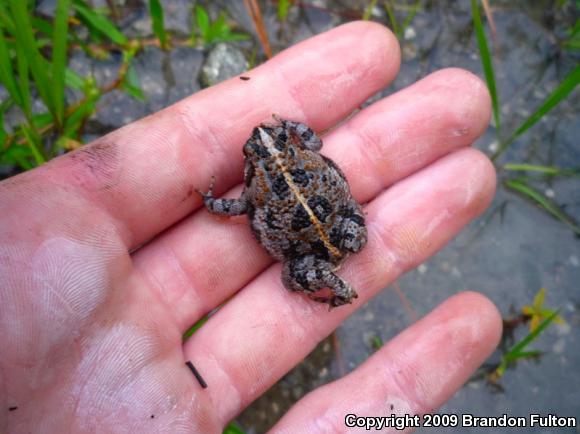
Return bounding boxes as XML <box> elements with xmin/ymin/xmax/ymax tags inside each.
<box><xmin>10</xmin><ymin>0</ymin><xmax>580</xmax><ymax>432</ymax></box>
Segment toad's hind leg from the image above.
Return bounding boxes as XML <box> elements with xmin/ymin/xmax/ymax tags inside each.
<box><xmin>282</xmin><ymin>256</ymin><xmax>358</xmax><ymax>308</ymax></box>
<box><xmin>197</xmin><ymin>177</ymin><xmax>248</xmax><ymax>216</ymax></box>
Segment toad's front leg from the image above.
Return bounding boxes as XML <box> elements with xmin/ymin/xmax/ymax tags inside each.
<box><xmin>197</xmin><ymin>177</ymin><xmax>248</xmax><ymax>216</ymax></box>
<box><xmin>282</xmin><ymin>255</ymin><xmax>358</xmax><ymax>308</ymax></box>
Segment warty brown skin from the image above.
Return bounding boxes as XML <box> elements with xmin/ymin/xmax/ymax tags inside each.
<box><xmin>199</xmin><ymin>116</ymin><xmax>367</xmax><ymax>307</ymax></box>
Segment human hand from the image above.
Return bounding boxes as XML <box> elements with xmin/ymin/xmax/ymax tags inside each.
<box><xmin>0</xmin><ymin>22</ymin><xmax>501</xmax><ymax>433</ymax></box>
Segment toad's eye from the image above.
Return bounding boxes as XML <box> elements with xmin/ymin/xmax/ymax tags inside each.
<box><xmin>300</xmin><ymin>128</ymin><xmax>314</xmax><ymax>141</ymax></box>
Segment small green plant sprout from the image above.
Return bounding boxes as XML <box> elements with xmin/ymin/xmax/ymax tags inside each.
<box><xmin>277</xmin><ymin>0</ymin><xmax>293</xmax><ymax>22</ymax></box>
<box><xmin>562</xmin><ymin>17</ymin><xmax>580</xmax><ymax>50</ymax></box>
<box><xmin>363</xmin><ymin>0</ymin><xmax>378</xmax><ymax>21</ymax></box>
<box><xmin>485</xmin><ymin>288</ymin><xmax>564</xmax><ymax>388</ymax></box>
<box><xmin>192</xmin><ymin>5</ymin><xmax>249</xmax><ymax>46</ymax></box>
<box><xmin>488</xmin><ymin>309</ymin><xmax>560</xmax><ymax>387</ymax></box>
<box><xmin>371</xmin><ymin>334</ymin><xmax>384</xmax><ymax>352</ymax></box>
<box><xmin>521</xmin><ymin>287</ymin><xmax>565</xmax><ymax>333</ymax></box>
<box><xmin>222</xmin><ymin>421</ymin><xmax>247</xmax><ymax>434</ymax></box>
<box><xmin>383</xmin><ymin>0</ymin><xmax>421</xmax><ymax>40</ymax></box>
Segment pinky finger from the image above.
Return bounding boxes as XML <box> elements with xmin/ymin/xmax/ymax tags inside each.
<box><xmin>268</xmin><ymin>291</ymin><xmax>502</xmax><ymax>434</ymax></box>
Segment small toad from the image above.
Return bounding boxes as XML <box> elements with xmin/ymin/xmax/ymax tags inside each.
<box><xmin>198</xmin><ymin>116</ymin><xmax>367</xmax><ymax>308</ymax></box>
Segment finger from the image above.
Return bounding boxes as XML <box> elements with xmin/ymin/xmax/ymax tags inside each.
<box><xmin>269</xmin><ymin>292</ymin><xmax>502</xmax><ymax>433</ymax></box>
<box><xmin>8</xmin><ymin>21</ymin><xmax>398</xmax><ymax>249</ymax></box>
<box><xmin>132</xmin><ymin>69</ymin><xmax>491</xmax><ymax>329</ymax></box>
<box><xmin>182</xmin><ymin>148</ymin><xmax>497</xmax><ymax>424</ymax></box>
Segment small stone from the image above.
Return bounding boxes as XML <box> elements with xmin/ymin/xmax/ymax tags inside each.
<box><xmin>363</xmin><ymin>310</ymin><xmax>375</xmax><ymax>321</ymax></box>
<box><xmin>200</xmin><ymin>43</ymin><xmax>249</xmax><ymax>87</ymax></box>
<box><xmin>371</xmin><ymin>5</ymin><xmax>383</xmax><ymax>18</ymax></box>
<box><xmin>570</xmin><ymin>255</ymin><xmax>579</xmax><ymax>267</ymax></box>
<box><xmin>544</xmin><ymin>188</ymin><xmax>555</xmax><ymax>198</ymax></box>
<box><xmin>488</xmin><ymin>141</ymin><xmax>499</xmax><ymax>152</ymax></box>
<box><xmin>402</xmin><ymin>43</ymin><xmax>418</xmax><ymax>60</ymax></box>
<box><xmin>417</xmin><ymin>264</ymin><xmax>428</xmax><ymax>274</ymax></box>
<box><xmin>404</xmin><ymin>26</ymin><xmax>416</xmax><ymax>40</ymax></box>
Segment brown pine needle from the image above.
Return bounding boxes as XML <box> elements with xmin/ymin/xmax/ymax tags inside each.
<box><xmin>331</xmin><ymin>331</ymin><xmax>346</xmax><ymax>377</ymax></box>
<box><xmin>392</xmin><ymin>281</ymin><xmax>417</xmax><ymax>323</ymax></box>
<box><xmin>243</xmin><ymin>0</ymin><xmax>273</xmax><ymax>59</ymax></box>
<box><xmin>482</xmin><ymin>0</ymin><xmax>497</xmax><ymax>38</ymax></box>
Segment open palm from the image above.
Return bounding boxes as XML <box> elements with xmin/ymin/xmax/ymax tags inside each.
<box><xmin>0</xmin><ymin>22</ymin><xmax>501</xmax><ymax>433</ymax></box>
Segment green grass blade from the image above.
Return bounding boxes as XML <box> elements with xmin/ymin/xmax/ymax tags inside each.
<box><xmin>20</xmin><ymin>124</ymin><xmax>46</xmax><ymax>166</ymax></box>
<box><xmin>504</xmin><ymin>164</ymin><xmax>559</xmax><ymax>175</ymax></box>
<box><xmin>52</xmin><ymin>0</ymin><xmax>72</xmax><ymax>127</ymax></box>
<box><xmin>0</xmin><ymin>2</ymin><xmax>15</xmax><ymax>35</ymax></box>
<box><xmin>195</xmin><ymin>5</ymin><xmax>210</xmax><ymax>42</ymax></box>
<box><xmin>31</xmin><ymin>112</ymin><xmax>54</xmax><ymax>131</ymax></box>
<box><xmin>148</xmin><ymin>0</ymin><xmax>168</xmax><ymax>49</ymax></box>
<box><xmin>494</xmin><ymin>65</ymin><xmax>580</xmax><ymax>161</ymax></box>
<box><xmin>72</xmin><ymin>0</ymin><xmax>128</xmax><ymax>46</ymax></box>
<box><xmin>223</xmin><ymin>422</ymin><xmax>246</xmax><ymax>434</ymax></box>
<box><xmin>401</xmin><ymin>0</ymin><xmax>421</xmax><ymax>34</ymax></box>
<box><xmin>504</xmin><ymin>310</ymin><xmax>560</xmax><ymax>361</ymax></box>
<box><xmin>0</xmin><ymin>23</ymin><xmax>22</xmax><ymax>106</ymax></box>
<box><xmin>63</xmin><ymin>94</ymin><xmax>98</xmax><ymax>138</ymax></box>
<box><xmin>505</xmin><ymin>350</ymin><xmax>542</xmax><ymax>362</ymax></box>
<box><xmin>277</xmin><ymin>0</ymin><xmax>291</xmax><ymax>22</ymax></box>
<box><xmin>65</xmin><ymin>68</ymin><xmax>85</xmax><ymax>90</ymax></box>
<box><xmin>471</xmin><ymin>0</ymin><xmax>500</xmax><ymax>133</ymax></box>
<box><xmin>0</xmin><ymin>145</ymin><xmax>36</xmax><ymax>170</ymax></box>
<box><xmin>32</xmin><ymin>16</ymin><xmax>54</xmax><ymax>37</ymax></box>
<box><xmin>122</xmin><ymin>64</ymin><xmax>145</xmax><ymax>100</ymax></box>
<box><xmin>182</xmin><ymin>315</ymin><xmax>209</xmax><ymax>342</ymax></box>
<box><xmin>8</xmin><ymin>0</ymin><xmax>55</xmax><ymax>118</ymax></box>
<box><xmin>503</xmin><ymin>163</ymin><xmax>580</xmax><ymax>177</ymax></box>
<box><xmin>371</xmin><ymin>335</ymin><xmax>384</xmax><ymax>352</ymax></box>
<box><xmin>363</xmin><ymin>0</ymin><xmax>378</xmax><ymax>20</ymax></box>
<box><xmin>563</xmin><ymin>18</ymin><xmax>580</xmax><ymax>50</ymax></box>
<box><xmin>221</xmin><ymin>33</ymin><xmax>249</xmax><ymax>42</ymax></box>
<box><xmin>384</xmin><ymin>2</ymin><xmax>400</xmax><ymax>38</ymax></box>
<box><xmin>15</xmin><ymin>40</ymin><xmax>31</xmax><ymax>121</ymax></box>
<box><xmin>505</xmin><ymin>179</ymin><xmax>580</xmax><ymax>235</ymax></box>
<box><xmin>0</xmin><ymin>100</ymin><xmax>8</xmax><ymax>145</ymax></box>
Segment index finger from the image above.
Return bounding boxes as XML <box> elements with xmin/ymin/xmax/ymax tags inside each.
<box><xmin>35</xmin><ymin>21</ymin><xmax>400</xmax><ymax>248</ymax></box>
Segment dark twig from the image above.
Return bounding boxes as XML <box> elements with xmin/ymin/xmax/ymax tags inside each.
<box><xmin>186</xmin><ymin>360</ymin><xmax>208</xmax><ymax>389</ymax></box>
